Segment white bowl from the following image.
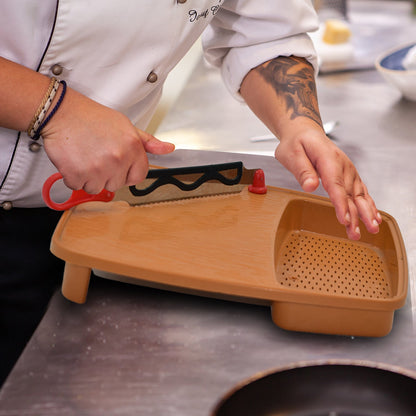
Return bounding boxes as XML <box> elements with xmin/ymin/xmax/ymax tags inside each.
<box><xmin>375</xmin><ymin>42</ymin><xmax>416</xmax><ymax>101</ymax></box>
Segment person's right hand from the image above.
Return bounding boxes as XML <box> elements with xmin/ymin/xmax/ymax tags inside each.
<box><xmin>275</xmin><ymin>127</ymin><xmax>381</xmax><ymax>241</ymax></box>
<box><xmin>41</xmin><ymin>86</ymin><xmax>175</xmax><ymax>194</ymax></box>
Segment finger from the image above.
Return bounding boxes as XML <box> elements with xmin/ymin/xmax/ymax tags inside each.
<box><xmin>352</xmin><ymin>183</ymin><xmax>381</xmax><ymax>234</ymax></box>
<box><xmin>104</xmin><ymin>172</ymin><xmax>129</xmax><ymax>193</ymax></box>
<box><xmin>275</xmin><ymin>143</ymin><xmax>320</xmax><ymax>192</ymax></box>
<box><xmin>137</xmin><ymin>129</ymin><xmax>175</xmax><ymax>155</ymax></box>
<box><xmin>334</xmin><ymin>167</ymin><xmax>380</xmax><ymax>235</ymax></box>
<box><xmin>346</xmin><ymin>223</ymin><xmax>361</xmax><ymax>241</ymax></box>
<box><xmin>62</xmin><ymin>176</ymin><xmax>83</xmax><ymax>191</ymax></box>
<box><xmin>321</xmin><ymin>165</ymin><xmax>352</xmax><ymax>228</ymax></box>
<box><xmin>102</xmin><ymin>149</ymin><xmax>149</xmax><ymax>191</ymax></box>
<box><xmin>59</xmin><ymin>166</ymin><xmax>86</xmax><ymax>192</ymax></box>
<box><xmin>323</xmin><ymin>170</ymin><xmax>361</xmax><ymax>240</ymax></box>
<box><xmin>83</xmin><ymin>179</ymin><xmax>108</xmax><ymax>195</ymax></box>
<box><xmin>345</xmin><ymin>197</ymin><xmax>361</xmax><ymax>240</ymax></box>
<box><xmin>326</xmin><ymin>171</ymin><xmax>380</xmax><ymax>238</ymax></box>
<box><xmin>125</xmin><ymin>156</ymin><xmax>150</xmax><ymax>186</ymax></box>
<box><xmin>317</xmin><ymin>150</ymin><xmax>361</xmax><ymax>229</ymax></box>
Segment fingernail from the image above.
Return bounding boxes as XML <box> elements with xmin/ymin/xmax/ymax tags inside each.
<box><xmin>345</xmin><ymin>212</ymin><xmax>351</xmax><ymax>224</ymax></box>
<box><xmin>376</xmin><ymin>212</ymin><xmax>382</xmax><ymax>222</ymax></box>
<box><xmin>372</xmin><ymin>219</ymin><xmax>379</xmax><ymax>227</ymax></box>
<box><xmin>355</xmin><ymin>226</ymin><xmax>360</xmax><ymax>235</ymax></box>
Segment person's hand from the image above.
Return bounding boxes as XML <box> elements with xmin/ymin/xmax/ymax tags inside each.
<box><xmin>41</xmin><ymin>87</ymin><xmax>175</xmax><ymax>194</ymax></box>
<box><xmin>238</xmin><ymin>55</ymin><xmax>380</xmax><ymax>240</ymax></box>
<box><xmin>275</xmin><ymin>129</ymin><xmax>382</xmax><ymax>240</ymax></box>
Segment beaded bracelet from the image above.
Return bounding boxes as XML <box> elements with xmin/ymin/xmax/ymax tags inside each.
<box><xmin>27</xmin><ymin>77</ymin><xmax>60</xmax><ymax>138</ymax></box>
<box><xmin>32</xmin><ymin>80</ymin><xmax>67</xmax><ymax>141</ymax></box>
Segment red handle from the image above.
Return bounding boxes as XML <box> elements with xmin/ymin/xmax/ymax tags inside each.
<box><xmin>42</xmin><ymin>173</ymin><xmax>115</xmax><ymax>210</ymax></box>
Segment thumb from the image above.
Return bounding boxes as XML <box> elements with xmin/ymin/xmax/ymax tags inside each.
<box><xmin>275</xmin><ymin>143</ymin><xmax>320</xmax><ymax>192</ymax></box>
<box><xmin>137</xmin><ymin>129</ymin><xmax>175</xmax><ymax>155</ymax></box>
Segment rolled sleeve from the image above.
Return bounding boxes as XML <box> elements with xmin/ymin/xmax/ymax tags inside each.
<box><xmin>202</xmin><ymin>0</ymin><xmax>319</xmax><ymax>101</ymax></box>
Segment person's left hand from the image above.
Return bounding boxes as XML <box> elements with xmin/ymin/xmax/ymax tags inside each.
<box><xmin>275</xmin><ymin>129</ymin><xmax>382</xmax><ymax>240</ymax></box>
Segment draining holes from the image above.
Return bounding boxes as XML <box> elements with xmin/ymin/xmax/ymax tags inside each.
<box><xmin>277</xmin><ymin>231</ymin><xmax>391</xmax><ymax>299</ymax></box>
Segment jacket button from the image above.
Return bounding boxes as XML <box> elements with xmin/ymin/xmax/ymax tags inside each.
<box><xmin>1</xmin><ymin>201</ymin><xmax>13</xmax><ymax>211</ymax></box>
<box><xmin>51</xmin><ymin>64</ymin><xmax>63</xmax><ymax>76</ymax></box>
<box><xmin>146</xmin><ymin>71</ymin><xmax>158</xmax><ymax>83</ymax></box>
<box><xmin>29</xmin><ymin>142</ymin><xmax>42</xmax><ymax>153</ymax></box>
<box><xmin>177</xmin><ymin>0</ymin><xmax>187</xmax><ymax>3</ymax></box>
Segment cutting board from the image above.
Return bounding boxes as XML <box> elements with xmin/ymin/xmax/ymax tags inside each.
<box><xmin>50</xmin><ymin>185</ymin><xmax>408</xmax><ymax>337</ymax></box>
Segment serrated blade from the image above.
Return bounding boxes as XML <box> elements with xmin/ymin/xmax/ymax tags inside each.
<box><xmin>113</xmin><ymin>162</ymin><xmax>258</xmax><ymax>206</ymax></box>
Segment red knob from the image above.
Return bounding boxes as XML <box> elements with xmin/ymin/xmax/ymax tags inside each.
<box><xmin>248</xmin><ymin>169</ymin><xmax>267</xmax><ymax>194</ymax></box>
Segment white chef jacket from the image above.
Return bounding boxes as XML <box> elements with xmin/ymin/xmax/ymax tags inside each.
<box><xmin>0</xmin><ymin>0</ymin><xmax>318</xmax><ymax>208</ymax></box>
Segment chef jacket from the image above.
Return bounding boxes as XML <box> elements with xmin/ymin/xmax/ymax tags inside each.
<box><xmin>0</xmin><ymin>0</ymin><xmax>318</xmax><ymax>208</ymax></box>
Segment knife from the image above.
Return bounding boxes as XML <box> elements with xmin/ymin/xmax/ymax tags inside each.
<box><xmin>42</xmin><ymin>161</ymin><xmax>266</xmax><ymax>211</ymax></box>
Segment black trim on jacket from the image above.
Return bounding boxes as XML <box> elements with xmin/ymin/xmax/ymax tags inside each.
<box><xmin>0</xmin><ymin>1</ymin><xmax>60</xmax><ymax>190</ymax></box>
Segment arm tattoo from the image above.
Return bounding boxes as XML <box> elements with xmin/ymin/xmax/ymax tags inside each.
<box><xmin>257</xmin><ymin>56</ymin><xmax>323</xmax><ymax>128</ymax></box>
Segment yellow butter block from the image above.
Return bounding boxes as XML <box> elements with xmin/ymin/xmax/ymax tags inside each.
<box><xmin>322</xmin><ymin>19</ymin><xmax>351</xmax><ymax>44</ymax></box>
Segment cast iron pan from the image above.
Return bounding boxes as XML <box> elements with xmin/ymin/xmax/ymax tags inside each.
<box><xmin>212</xmin><ymin>360</ymin><xmax>416</xmax><ymax>416</ymax></box>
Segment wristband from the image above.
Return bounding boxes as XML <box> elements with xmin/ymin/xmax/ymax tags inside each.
<box><xmin>27</xmin><ymin>77</ymin><xmax>60</xmax><ymax>138</ymax></box>
<box><xmin>32</xmin><ymin>80</ymin><xmax>67</xmax><ymax>141</ymax></box>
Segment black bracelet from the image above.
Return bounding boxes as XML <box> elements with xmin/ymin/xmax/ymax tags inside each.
<box><xmin>32</xmin><ymin>80</ymin><xmax>67</xmax><ymax>141</ymax></box>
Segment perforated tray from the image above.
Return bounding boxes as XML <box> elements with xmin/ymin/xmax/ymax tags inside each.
<box><xmin>50</xmin><ymin>186</ymin><xmax>408</xmax><ymax>337</ymax></box>
<box><xmin>277</xmin><ymin>231</ymin><xmax>390</xmax><ymax>298</ymax></box>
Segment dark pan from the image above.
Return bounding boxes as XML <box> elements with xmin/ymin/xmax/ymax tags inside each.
<box><xmin>212</xmin><ymin>360</ymin><xmax>416</xmax><ymax>416</ymax></box>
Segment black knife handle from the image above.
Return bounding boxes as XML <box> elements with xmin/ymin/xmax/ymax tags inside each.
<box><xmin>129</xmin><ymin>162</ymin><xmax>243</xmax><ymax>197</ymax></box>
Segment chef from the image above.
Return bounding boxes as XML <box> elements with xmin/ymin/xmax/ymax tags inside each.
<box><xmin>0</xmin><ymin>0</ymin><xmax>381</xmax><ymax>385</ymax></box>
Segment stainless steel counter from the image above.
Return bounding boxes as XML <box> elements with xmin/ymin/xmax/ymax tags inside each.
<box><xmin>1</xmin><ymin>2</ymin><xmax>415</xmax><ymax>415</ymax></box>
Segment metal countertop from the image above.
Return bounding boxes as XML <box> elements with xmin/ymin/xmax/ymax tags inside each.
<box><xmin>1</xmin><ymin>2</ymin><xmax>415</xmax><ymax>415</ymax></box>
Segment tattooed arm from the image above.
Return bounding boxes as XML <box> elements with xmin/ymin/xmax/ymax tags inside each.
<box><xmin>240</xmin><ymin>56</ymin><xmax>381</xmax><ymax>240</ymax></box>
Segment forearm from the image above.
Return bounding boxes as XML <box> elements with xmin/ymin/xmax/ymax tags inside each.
<box><xmin>240</xmin><ymin>55</ymin><xmax>323</xmax><ymax>141</ymax></box>
<box><xmin>0</xmin><ymin>56</ymin><xmax>175</xmax><ymax>195</ymax></box>
<box><xmin>0</xmin><ymin>56</ymin><xmax>51</xmax><ymax>132</ymax></box>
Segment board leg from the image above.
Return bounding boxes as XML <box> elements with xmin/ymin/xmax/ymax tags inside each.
<box><xmin>61</xmin><ymin>263</ymin><xmax>91</xmax><ymax>304</ymax></box>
